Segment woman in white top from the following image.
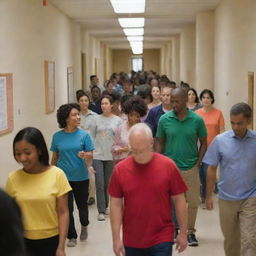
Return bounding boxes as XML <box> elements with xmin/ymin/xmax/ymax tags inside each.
<box><xmin>91</xmin><ymin>95</ymin><xmax>122</xmax><ymax>221</ymax></box>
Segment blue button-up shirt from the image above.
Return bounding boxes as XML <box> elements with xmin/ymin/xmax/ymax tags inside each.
<box><xmin>203</xmin><ymin>129</ymin><xmax>256</xmax><ymax>200</ymax></box>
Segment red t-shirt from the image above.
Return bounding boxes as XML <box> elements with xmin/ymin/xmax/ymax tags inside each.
<box><xmin>108</xmin><ymin>153</ymin><xmax>188</xmax><ymax>248</ymax></box>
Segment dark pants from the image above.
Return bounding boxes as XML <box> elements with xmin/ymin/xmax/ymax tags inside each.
<box><xmin>125</xmin><ymin>242</ymin><xmax>173</xmax><ymax>256</ymax></box>
<box><xmin>68</xmin><ymin>179</ymin><xmax>89</xmax><ymax>239</ymax></box>
<box><xmin>25</xmin><ymin>235</ymin><xmax>59</xmax><ymax>256</ymax></box>
<box><xmin>199</xmin><ymin>162</ymin><xmax>208</xmax><ymax>201</ymax></box>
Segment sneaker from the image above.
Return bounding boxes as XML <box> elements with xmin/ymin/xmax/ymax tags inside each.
<box><xmin>88</xmin><ymin>197</ymin><xmax>95</xmax><ymax>206</ymax></box>
<box><xmin>187</xmin><ymin>233</ymin><xmax>199</xmax><ymax>246</ymax></box>
<box><xmin>105</xmin><ymin>208</ymin><xmax>109</xmax><ymax>215</ymax></box>
<box><xmin>67</xmin><ymin>238</ymin><xmax>77</xmax><ymax>247</ymax></box>
<box><xmin>80</xmin><ymin>225</ymin><xmax>88</xmax><ymax>241</ymax></box>
<box><xmin>97</xmin><ymin>213</ymin><xmax>105</xmax><ymax>221</ymax></box>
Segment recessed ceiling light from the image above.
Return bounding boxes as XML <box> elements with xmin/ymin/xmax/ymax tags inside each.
<box><xmin>123</xmin><ymin>28</ymin><xmax>144</xmax><ymax>36</ymax></box>
<box><xmin>127</xmin><ymin>36</ymin><xmax>144</xmax><ymax>42</ymax></box>
<box><xmin>118</xmin><ymin>18</ymin><xmax>145</xmax><ymax>28</ymax></box>
<box><xmin>110</xmin><ymin>0</ymin><xmax>145</xmax><ymax>13</ymax></box>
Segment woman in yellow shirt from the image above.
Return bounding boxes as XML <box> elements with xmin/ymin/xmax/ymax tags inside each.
<box><xmin>6</xmin><ymin>127</ymin><xmax>71</xmax><ymax>256</ymax></box>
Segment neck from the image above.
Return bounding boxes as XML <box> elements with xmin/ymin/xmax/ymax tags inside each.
<box><xmin>102</xmin><ymin>112</ymin><xmax>113</xmax><ymax>117</ymax></box>
<box><xmin>81</xmin><ymin>109</ymin><xmax>89</xmax><ymax>115</ymax></box>
<box><xmin>64</xmin><ymin>126</ymin><xmax>77</xmax><ymax>133</ymax></box>
<box><xmin>23</xmin><ymin>163</ymin><xmax>49</xmax><ymax>174</ymax></box>
<box><xmin>162</xmin><ymin>103</ymin><xmax>172</xmax><ymax>111</ymax></box>
<box><xmin>176</xmin><ymin>108</ymin><xmax>188</xmax><ymax>120</ymax></box>
<box><xmin>188</xmin><ymin>102</ymin><xmax>196</xmax><ymax>107</ymax></box>
<box><xmin>203</xmin><ymin>105</ymin><xmax>213</xmax><ymax>112</ymax></box>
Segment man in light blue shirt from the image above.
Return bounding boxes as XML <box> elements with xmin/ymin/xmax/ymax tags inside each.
<box><xmin>203</xmin><ymin>102</ymin><xmax>256</xmax><ymax>256</ymax></box>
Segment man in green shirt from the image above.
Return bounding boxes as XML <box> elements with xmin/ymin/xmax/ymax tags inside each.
<box><xmin>156</xmin><ymin>88</ymin><xmax>207</xmax><ymax>247</ymax></box>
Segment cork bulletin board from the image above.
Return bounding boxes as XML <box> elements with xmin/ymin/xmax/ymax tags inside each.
<box><xmin>44</xmin><ymin>61</ymin><xmax>55</xmax><ymax>113</ymax></box>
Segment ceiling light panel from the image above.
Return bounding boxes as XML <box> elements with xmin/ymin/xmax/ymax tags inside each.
<box><xmin>127</xmin><ymin>36</ymin><xmax>144</xmax><ymax>42</ymax></box>
<box><xmin>123</xmin><ymin>28</ymin><xmax>144</xmax><ymax>36</ymax></box>
<box><xmin>118</xmin><ymin>18</ymin><xmax>145</xmax><ymax>28</ymax></box>
<box><xmin>110</xmin><ymin>0</ymin><xmax>145</xmax><ymax>13</ymax></box>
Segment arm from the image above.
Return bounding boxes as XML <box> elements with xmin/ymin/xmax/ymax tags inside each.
<box><xmin>155</xmin><ymin>137</ymin><xmax>165</xmax><ymax>153</ymax></box>
<box><xmin>110</xmin><ymin>197</ymin><xmax>125</xmax><ymax>256</ymax></box>
<box><xmin>220</xmin><ymin>126</ymin><xmax>225</xmax><ymax>133</ymax></box>
<box><xmin>196</xmin><ymin>136</ymin><xmax>207</xmax><ymax>166</ymax></box>
<box><xmin>51</xmin><ymin>152</ymin><xmax>59</xmax><ymax>166</ymax></box>
<box><xmin>172</xmin><ymin>193</ymin><xmax>188</xmax><ymax>253</ymax></box>
<box><xmin>56</xmin><ymin>193</ymin><xmax>69</xmax><ymax>256</ymax></box>
<box><xmin>205</xmin><ymin>165</ymin><xmax>218</xmax><ymax>210</ymax></box>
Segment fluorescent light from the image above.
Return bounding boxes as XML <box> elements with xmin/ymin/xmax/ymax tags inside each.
<box><xmin>118</xmin><ymin>18</ymin><xmax>145</xmax><ymax>28</ymax></box>
<box><xmin>123</xmin><ymin>28</ymin><xmax>144</xmax><ymax>36</ymax></box>
<box><xmin>132</xmin><ymin>47</ymin><xmax>143</xmax><ymax>54</ymax></box>
<box><xmin>130</xmin><ymin>42</ymin><xmax>143</xmax><ymax>48</ymax></box>
<box><xmin>127</xmin><ymin>36</ymin><xmax>144</xmax><ymax>42</ymax></box>
<box><xmin>110</xmin><ymin>0</ymin><xmax>145</xmax><ymax>13</ymax></box>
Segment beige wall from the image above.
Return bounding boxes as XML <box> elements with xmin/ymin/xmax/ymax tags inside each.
<box><xmin>214</xmin><ymin>0</ymin><xmax>256</xmax><ymax>127</ymax></box>
<box><xmin>171</xmin><ymin>35</ymin><xmax>180</xmax><ymax>83</ymax></box>
<box><xmin>112</xmin><ymin>49</ymin><xmax>160</xmax><ymax>74</ymax></box>
<box><xmin>196</xmin><ymin>11</ymin><xmax>214</xmax><ymax>93</ymax></box>
<box><xmin>180</xmin><ymin>24</ymin><xmax>196</xmax><ymax>87</ymax></box>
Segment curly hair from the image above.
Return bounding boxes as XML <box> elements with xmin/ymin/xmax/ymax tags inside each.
<box><xmin>122</xmin><ymin>95</ymin><xmax>148</xmax><ymax>117</ymax></box>
<box><xmin>57</xmin><ymin>103</ymin><xmax>80</xmax><ymax>128</ymax></box>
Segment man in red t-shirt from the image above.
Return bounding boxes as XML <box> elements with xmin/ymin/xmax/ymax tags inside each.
<box><xmin>108</xmin><ymin>123</ymin><xmax>188</xmax><ymax>256</ymax></box>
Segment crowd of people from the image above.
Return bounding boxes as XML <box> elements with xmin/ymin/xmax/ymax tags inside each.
<box><xmin>1</xmin><ymin>70</ymin><xmax>256</xmax><ymax>256</ymax></box>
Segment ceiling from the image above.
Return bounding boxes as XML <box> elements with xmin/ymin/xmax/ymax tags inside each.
<box><xmin>49</xmin><ymin>0</ymin><xmax>221</xmax><ymax>49</ymax></box>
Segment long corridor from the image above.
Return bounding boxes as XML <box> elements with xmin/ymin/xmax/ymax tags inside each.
<box><xmin>67</xmin><ymin>196</ymin><xmax>224</xmax><ymax>256</ymax></box>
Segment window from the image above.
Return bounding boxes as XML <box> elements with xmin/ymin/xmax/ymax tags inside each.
<box><xmin>132</xmin><ymin>57</ymin><xmax>143</xmax><ymax>72</ymax></box>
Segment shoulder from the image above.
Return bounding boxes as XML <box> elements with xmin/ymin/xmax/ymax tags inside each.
<box><xmin>7</xmin><ymin>169</ymin><xmax>23</xmax><ymax>180</ymax></box>
<box><xmin>159</xmin><ymin>110</ymin><xmax>171</xmax><ymax>122</ymax></box>
<box><xmin>154</xmin><ymin>153</ymin><xmax>176</xmax><ymax>166</ymax></box>
<box><xmin>52</xmin><ymin>130</ymin><xmax>63</xmax><ymax>137</ymax></box>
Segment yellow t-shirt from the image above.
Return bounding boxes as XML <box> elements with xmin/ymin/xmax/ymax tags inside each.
<box><xmin>5</xmin><ymin>166</ymin><xmax>71</xmax><ymax>240</ymax></box>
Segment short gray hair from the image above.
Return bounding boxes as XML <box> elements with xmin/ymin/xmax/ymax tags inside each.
<box><xmin>128</xmin><ymin>123</ymin><xmax>153</xmax><ymax>141</ymax></box>
<box><xmin>230</xmin><ymin>103</ymin><xmax>252</xmax><ymax>119</ymax></box>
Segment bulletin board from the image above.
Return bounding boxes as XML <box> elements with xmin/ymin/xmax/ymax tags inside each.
<box><xmin>44</xmin><ymin>61</ymin><xmax>55</xmax><ymax>113</ymax></box>
<box><xmin>0</xmin><ymin>73</ymin><xmax>13</xmax><ymax>135</ymax></box>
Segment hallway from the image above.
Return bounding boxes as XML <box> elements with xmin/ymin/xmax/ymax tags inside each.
<box><xmin>67</xmin><ymin>196</ymin><xmax>224</xmax><ymax>256</ymax></box>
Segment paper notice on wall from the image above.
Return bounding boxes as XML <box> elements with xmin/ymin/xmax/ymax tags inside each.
<box><xmin>0</xmin><ymin>77</ymin><xmax>8</xmax><ymax>131</ymax></box>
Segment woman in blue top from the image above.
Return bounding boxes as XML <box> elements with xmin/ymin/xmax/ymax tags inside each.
<box><xmin>51</xmin><ymin>103</ymin><xmax>94</xmax><ymax>248</ymax></box>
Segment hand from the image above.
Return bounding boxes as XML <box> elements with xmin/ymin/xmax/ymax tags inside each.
<box><xmin>78</xmin><ymin>151</ymin><xmax>90</xmax><ymax>159</ymax></box>
<box><xmin>88</xmin><ymin>166</ymin><xmax>96</xmax><ymax>175</ymax></box>
<box><xmin>56</xmin><ymin>247</ymin><xmax>65</xmax><ymax>256</ymax></box>
<box><xmin>175</xmin><ymin>232</ymin><xmax>188</xmax><ymax>253</ymax></box>
<box><xmin>205</xmin><ymin>196</ymin><xmax>214</xmax><ymax>210</ymax></box>
<box><xmin>113</xmin><ymin>239</ymin><xmax>125</xmax><ymax>256</ymax></box>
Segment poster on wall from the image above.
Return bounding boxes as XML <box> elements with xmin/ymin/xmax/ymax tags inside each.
<box><xmin>0</xmin><ymin>73</ymin><xmax>13</xmax><ymax>135</ymax></box>
<box><xmin>67</xmin><ymin>66</ymin><xmax>74</xmax><ymax>103</ymax></box>
<box><xmin>44</xmin><ymin>61</ymin><xmax>55</xmax><ymax>113</ymax></box>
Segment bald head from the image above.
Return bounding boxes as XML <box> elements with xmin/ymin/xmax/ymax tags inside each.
<box><xmin>128</xmin><ymin>123</ymin><xmax>153</xmax><ymax>164</ymax></box>
<box><xmin>171</xmin><ymin>88</ymin><xmax>188</xmax><ymax>99</ymax></box>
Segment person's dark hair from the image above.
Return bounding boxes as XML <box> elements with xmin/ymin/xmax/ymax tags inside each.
<box><xmin>122</xmin><ymin>96</ymin><xmax>147</xmax><ymax>117</ymax></box>
<box><xmin>167</xmin><ymin>81</ymin><xmax>177</xmax><ymax>89</ymax></box>
<box><xmin>109</xmin><ymin>91</ymin><xmax>121</xmax><ymax>103</ymax></box>
<box><xmin>76</xmin><ymin>90</ymin><xmax>90</xmax><ymax>102</ymax></box>
<box><xmin>188</xmin><ymin>88</ymin><xmax>200</xmax><ymax>104</ymax></box>
<box><xmin>0</xmin><ymin>189</ymin><xmax>26</xmax><ymax>256</ymax></box>
<box><xmin>200</xmin><ymin>89</ymin><xmax>215</xmax><ymax>104</ymax></box>
<box><xmin>104</xmin><ymin>80</ymin><xmax>112</xmax><ymax>88</ymax></box>
<box><xmin>91</xmin><ymin>85</ymin><xmax>101</xmax><ymax>93</ymax></box>
<box><xmin>13</xmin><ymin>127</ymin><xmax>49</xmax><ymax>166</ymax></box>
<box><xmin>230</xmin><ymin>103</ymin><xmax>252</xmax><ymax>119</ymax></box>
<box><xmin>151</xmin><ymin>85</ymin><xmax>161</xmax><ymax>92</ymax></box>
<box><xmin>137</xmin><ymin>89</ymin><xmax>153</xmax><ymax>102</ymax></box>
<box><xmin>90</xmin><ymin>75</ymin><xmax>97</xmax><ymax>81</ymax></box>
<box><xmin>180</xmin><ymin>81</ymin><xmax>190</xmax><ymax>90</ymax></box>
<box><xmin>57</xmin><ymin>103</ymin><xmax>80</xmax><ymax>128</ymax></box>
<box><xmin>101</xmin><ymin>94</ymin><xmax>114</xmax><ymax>105</ymax></box>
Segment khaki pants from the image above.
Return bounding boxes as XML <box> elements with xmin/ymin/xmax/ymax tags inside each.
<box><xmin>219</xmin><ymin>197</ymin><xmax>256</xmax><ymax>256</ymax></box>
<box><xmin>180</xmin><ymin>166</ymin><xmax>200</xmax><ymax>234</ymax></box>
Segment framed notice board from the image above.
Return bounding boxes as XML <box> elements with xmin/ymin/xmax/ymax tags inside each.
<box><xmin>44</xmin><ymin>61</ymin><xmax>55</xmax><ymax>113</ymax></box>
<box><xmin>0</xmin><ymin>73</ymin><xmax>13</xmax><ymax>135</ymax></box>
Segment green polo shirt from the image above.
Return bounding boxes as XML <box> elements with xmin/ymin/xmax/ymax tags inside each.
<box><xmin>156</xmin><ymin>109</ymin><xmax>207</xmax><ymax>171</ymax></box>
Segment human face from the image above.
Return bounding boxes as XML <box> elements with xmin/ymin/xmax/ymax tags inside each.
<box><xmin>78</xmin><ymin>96</ymin><xmax>89</xmax><ymax>111</ymax></box>
<box><xmin>161</xmin><ymin>87</ymin><xmax>172</xmax><ymax>106</ymax></box>
<box><xmin>101</xmin><ymin>98</ymin><xmax>112</xmax><ymax>114</ymax></box>
<box><xmin>151</xmin><ymin>86</ymin><xmax>160</xmax><ymax>101</ymax></box>
<box><xmin>14</xmin><ymin>140</ymin><xmax>41</xmax><ymax>173</ymax></box>
<box><xmin>230</xmin><ymin>113</ymin><xmax>250</xmax><ymax>138</ymax></box>
<box><xmin>91</xmin><ymin>87</ymin><xmax>100</xmax><ymax>102</ymax></box>
<box><xmin>66</xmin><ymin>108</ymin><xmax>80</xmax><ymax>128</ymax></box>
<box><xmin>91</xmin><ymin>77</ymin><xmax>99</xmax><ymax>86</ymax></box>
<box><xmin>171</xmin><ymin>94</ymin><xmax>187</xmax><ymax>114</ymax></box>
<box><xmin>188</xmin><ymin>90</ymin><xmax>196</xmax><ymax>104</ymax></box>
<box><xmin>129</xmin><ymin>135</ymin><xmax>153</xmax><ymax>164</ymax></box>
<box><xmin>123</xmin><ymin>82</ymin><xmax>131</xmax><ymax>93</ymax></box>
<box><xmin>201</xmin><ymin>93</ymin><xmax>213</xmax><ymax>107</ymax></box>
<box><xmin>128</xmin><ymin>111</ymin><xmax>141</xmax><ymax>126</ymax></box>
<box><xmin>150</xmin><ymin>79</ymin><xmax>159</xmax><ymax>87</ymax></box>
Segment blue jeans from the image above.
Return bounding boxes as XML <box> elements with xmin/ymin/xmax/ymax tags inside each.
<box><xmin>125</xmin><ymin>242</ymin><xmax>173</xmax><ymax>256</ymax></box>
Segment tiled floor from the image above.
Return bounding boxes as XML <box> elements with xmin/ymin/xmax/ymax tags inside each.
<box><xmin>66</xmin><ymin>196</ymin><xmax>225</xmax><ymax>256</ymax></box>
